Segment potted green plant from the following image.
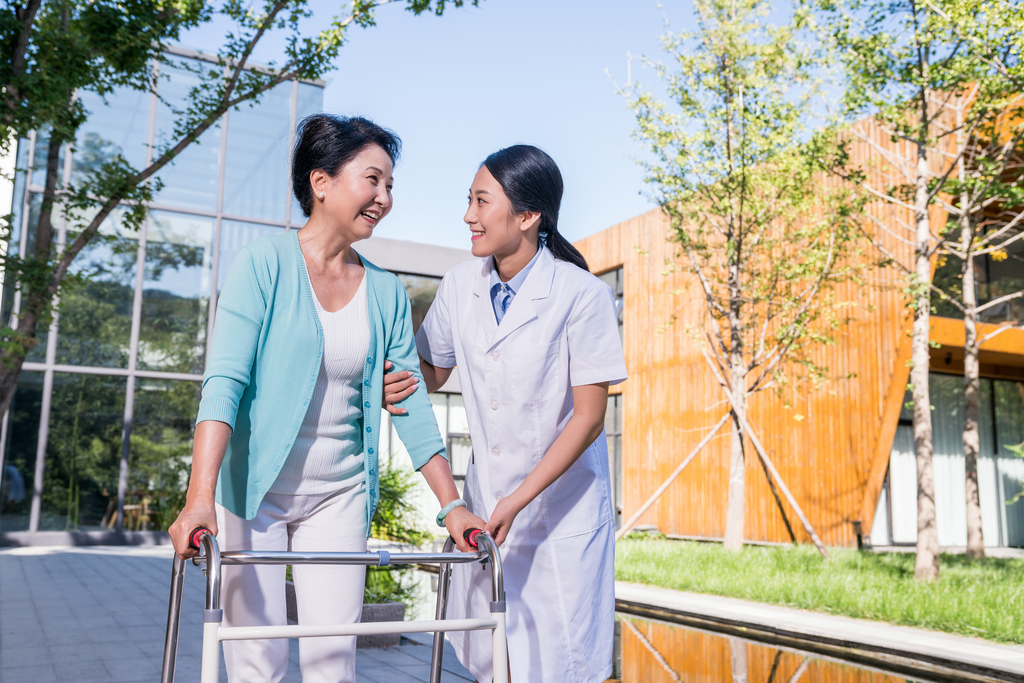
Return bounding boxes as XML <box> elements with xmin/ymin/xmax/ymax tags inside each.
<box><xmin>359</xmin><ymin>461</ymin><xmax>433</xmax><ymax>647</ymax></box>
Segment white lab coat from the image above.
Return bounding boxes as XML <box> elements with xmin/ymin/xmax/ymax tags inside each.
<box><xmin>416</xmin><ymin>246</ymin><xmax>627</xmax><ymax>683</ymax></box>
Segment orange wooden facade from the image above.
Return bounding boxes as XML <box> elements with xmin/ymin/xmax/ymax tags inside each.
<box><xmin>574</xmin><ymin>113</ymin><xmax>1024</xmax><ymax>547</ymax></box>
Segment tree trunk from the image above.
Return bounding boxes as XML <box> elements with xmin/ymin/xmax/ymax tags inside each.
<box><xmin>962</xmin><ymin>218</ymin><xmax>985</xmax><ymax>559</ymax></box>
<box><xmin>912</xmin><ymin>126</ymin><xmax>940</xmax><ymax>581</ymax></box>
<box><xmin>723</xmin><ymin>357</ymin><xmax>747</xmax><ymax>551</ymax></box>
<box><xmin>0</xmin><ymin>307</ymin><xmax>42</xmax><ymax>416</ymax></box>
<box><xmin>728</xmin><ymin>637</ymin><xmax>748</xmax><ymax>683</ymax></box>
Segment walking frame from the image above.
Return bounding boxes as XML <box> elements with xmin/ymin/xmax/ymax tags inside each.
<box><xmin>160</xmin><ymin>528</ymin><xmax>507</xmax><ymax>683</ymax></box>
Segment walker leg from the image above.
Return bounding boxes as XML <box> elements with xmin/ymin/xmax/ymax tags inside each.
<box><xmin>491</xmin><ymin>611</ymin><xmax>508</xmax><ymax>683</ymax></box>
<box><xmin>200</xmin><ymin>610</ymin><xmax>222</xmax><ymax>683</ymax></box>
<box><xmin>429</xmin><ymin>537</ymin><xmax>456</xmax><ymax>683</ymax></box>
<box><xmin>160</xmin><ymin>555</ymin><xmax>187</xmax><ymax>683</ymax></box>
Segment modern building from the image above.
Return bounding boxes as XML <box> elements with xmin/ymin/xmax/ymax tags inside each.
<box><xmin>0</xmin><ymin>48</ymin><xmax>476</xmax><ymax>542</ymax></box>
<box><xmin>574</xmin><ymin>118</ymin><xmax>1024</xmax><ymax>549</ymax></box>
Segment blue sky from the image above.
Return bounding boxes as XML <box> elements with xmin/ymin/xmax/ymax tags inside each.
<box><xmin>186</xmin><ymin>0</ymin><xmax>691</xmax><ymax>249</ymax></box>
<box><xmin>320</xmin><ymin>0</ymin><xmax>681</xmax><ymax>249</ymax></box>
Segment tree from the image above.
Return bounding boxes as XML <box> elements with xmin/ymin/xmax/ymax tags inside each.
<box><xmin>926</xmin><ymin>0</ymin><xmax>1024</xmax><ymax>560</ymax></box>
<box><xmin>818</xmin><ymin>0</ymin><xmax>1021</xmax><ymax>577</ymax></box>
<box><xmin>933</xmin><ymin>93</ymin><xmax>1024</xmax><ymax>560</ymax></box>
<box><xmin>0</xmin><ymin>0</ymin><xmax>478</xmax><ymax>427</ymax></box>
<box><xmin>621</xmin><ymin>0</ymin><xmax>858</xmax><ymax>554</ymax></box>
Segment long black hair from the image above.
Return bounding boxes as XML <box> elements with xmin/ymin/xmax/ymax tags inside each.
<box><xmin>291</xmin><ymin>114</ymin><xmax>401</xmax><ymax>218</ymax></box>
<box><xmin>482</xmin><ymin>145</ymin><xmax>589</xmax><ymax>272</ymax></box>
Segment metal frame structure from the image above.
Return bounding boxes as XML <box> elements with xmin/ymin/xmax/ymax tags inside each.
<box><xmin>161</xmin><ymin>530</ymin><xmax>507</xmax><ymax>683</ymax></box>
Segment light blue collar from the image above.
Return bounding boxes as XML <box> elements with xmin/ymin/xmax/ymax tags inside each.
<box><xmin>490</xmin><ymin>247</ymin><xmax>541</xmax><ymax>296</ymax></box>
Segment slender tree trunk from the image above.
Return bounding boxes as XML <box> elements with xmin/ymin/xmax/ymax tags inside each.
<box><xmin>912</xmin><ymin>122</ymin><xmax>940</xmax><ymax>581</ymax></box>
<box><xmin>723</xmin><ymin>279</ymin><xmax>747</xmax><ymax>550</ymax></box>
<box><xmin>955</xmin><ymin>98</ymin><xmax>986</xmax><ymax>560</ymax></box>
<box><xmin>962</xmin><ymin>219</ymin><xmax>985</xmax><ymax>559</ymax></box>
<box><xmin>728</xmin><ymin>637</ymin><xmax>748</xmax><ymax>683</ymax></box>
<box><xmin>723</xmin><ymin>368</ymin><xmax>747</xmax><ymax>550</ymax></box>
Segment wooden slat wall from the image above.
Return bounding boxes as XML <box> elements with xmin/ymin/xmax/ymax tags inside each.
<box><xmin>575</xmin><ymin>114</ymin><xmax>962</xmax><ymax>546</ymax></box>
<box><xmin>620</xmin><ymin>617</ymin><xmax>913</xmax><ymax>682</ymax></box>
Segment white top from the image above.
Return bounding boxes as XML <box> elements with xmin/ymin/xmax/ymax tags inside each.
<box><xmin>270</xmin><ymin>272</ymin><xmax>369</xmax><ymax>495</ymax></box>
<box><xmin>415</xmin><ymin>246</ymin><xmax>627</xmax><ymax>683</ymax></box>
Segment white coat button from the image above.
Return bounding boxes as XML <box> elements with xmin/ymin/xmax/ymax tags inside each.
<box><xmin>490</xmin><ymin>399</ymin><xmax>499</xmax><ymax>410</ymax></box>
<box><xmin>495</xmin><ymin>494</ymin><xmax>503</xmax><ymax>500</ymax></box>
<box><xmin>491</xmin><ymin>446</ymin><xmax>500</xmax><ymax>457</ymax></box>
<box><xmin>490</xmin><ymin>351</ymin><xmax>500</xmax><ymax>360</ymax></box>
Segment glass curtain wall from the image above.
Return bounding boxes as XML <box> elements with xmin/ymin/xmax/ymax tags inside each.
<box><xmin>0</xmin><ymin>54</ymin><xmax>324</xmax><ymax>533</ymax></box>
<box><xmin>874</xmin><ymin>372</ymin><xmax>1024</xmax><ymax>547</ymax></box>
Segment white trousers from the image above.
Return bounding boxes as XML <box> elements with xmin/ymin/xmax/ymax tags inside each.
<box><xmin>215</xmin><ymin>480</ymin><xmax>368</xmax><ymax>683</ymax></box>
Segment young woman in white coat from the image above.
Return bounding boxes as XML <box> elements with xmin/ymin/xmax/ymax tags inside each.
<box><xmin>384</xmin><ymin>145</ymin><xmax>627</xmax><ymax>683</ymax></box>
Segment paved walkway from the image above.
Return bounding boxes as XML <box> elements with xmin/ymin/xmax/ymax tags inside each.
<box><xmin>616</xmin><ymin>581</ymin><xmax>1024</xmax><ymax>682</ymax></box>
<box><xmin>0</xmin><ymin>545</ymin><xmax>473</xmax><ymax>683</ymax></box>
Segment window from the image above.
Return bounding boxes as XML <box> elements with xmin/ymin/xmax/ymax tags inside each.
<box><xmin>606</xmin><ymin>394</ymin><xmax>623</xmax><ymax>527</ymax></box>
<box><xmin>426</xmin><ymin>393</ymin><xmax>471</xmax><ymax>495</ymax></box>
<box><xmin>0</xmin><ymin>56</ymin><xmax>324</xmax><ymax>533</ymax></box>
<box><xmin>598</xmin><ymin>267</ymin><xmax>624</xmax><ymax>343</ymax></box>
<box><xmin>874</xmin><ymin>373</ymin><xmax>1024</xmax><ymax>547</ymax></box>
<box><xmin>932</xmin><ymin>225</ymin><xmax>1024</xmax><ymax>324</ymax></box>
<box><xmin>396</xmin><ymin>273</ymin><xmax>442</xmax><ymax>334</ymax></box>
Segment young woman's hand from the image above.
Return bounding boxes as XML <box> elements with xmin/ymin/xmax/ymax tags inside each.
<box><xmin>168</xmin><ymin>500</ymin><xmax>218</xmax><ymax>560</ymax></box>
<box><xmin>444</xmin><ymin>506</ymin><xmax>488</xmax><ymax>553</ymax></box>
<box><xmin>383</xmin><ymin>359</ymin><xmax>417</xmax><ymax>415</ymax></box>
<box><xmin>485</xmin><ymin>495</ymin><xmax>524</xmax><ymax>547</ymax></box>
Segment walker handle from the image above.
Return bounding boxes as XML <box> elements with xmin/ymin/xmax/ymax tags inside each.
<box><xmin>188</xmin><ymin>527</ymin><xmax>211</xmax><ymax>551</ymax></box>
<box><xmin>463</xmin><ymin>528</ymin><xmax>482</xmax><ymax>548</ymax></box>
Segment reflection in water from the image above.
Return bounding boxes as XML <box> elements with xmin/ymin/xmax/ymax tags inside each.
<box><xmin>412</xmin><ymin>570</ymin><xmax>932</xmax><ymax>683</ymax></box>
<box><xmin>610</xmin><ymin>615</ymin><xmax>927</xmax><ymax>683</ymax></box>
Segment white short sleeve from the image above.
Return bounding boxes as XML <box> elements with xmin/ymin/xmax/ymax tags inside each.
<box><xmin>567</xmin><ymin>282</ymin><xmax>628</xmax><ymax>387</ymax></box>
<box><xmin>416</xmin><ymin>273</ymin><xmax>457</xmax><ymax>369</ymax></box>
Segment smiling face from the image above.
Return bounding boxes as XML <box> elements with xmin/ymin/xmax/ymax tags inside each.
<box><xmin>464</xmin><ymin>166</ymin><xmax>539</xmax><ymax>260</ymax></box>
<box><xmin>310</xmin><ymin>144</ymin><xmax>394</xmax><ymax>243</ymax></box>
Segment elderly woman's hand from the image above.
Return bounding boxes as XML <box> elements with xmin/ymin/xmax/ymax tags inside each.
<box><xmin>168</xmin><ymin>500</ymin><xmax>218</xmax><ymax>560</ymax></box>
<box><xmin>444</xmin><ymin>506</ymin><xmax>488</xmax><ymax>553</ymax></box>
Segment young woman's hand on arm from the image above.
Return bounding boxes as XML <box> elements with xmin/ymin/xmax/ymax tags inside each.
<box><xmin>418</xmin><ymin>453</ymin><xmax>487</xmax><ymax>552</ymax></box>
<box><xmin>167</xmin><ymin>420</ymin><xmax>232</xmax><ymax>559</ymax></box>
<box><xmin>383</xmin><ymin>358</ymin><xmax>452</xmax><ymax>415</ymax></box>
<box><xmin>486</xmin><ymin>382</ymin><xmax>609</xmax><ymax>546</ymax></box>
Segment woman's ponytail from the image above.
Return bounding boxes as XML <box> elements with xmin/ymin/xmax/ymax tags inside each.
<box><xmin>482</xmin><ymin>145</ymin><xmax>590</xmax><ymax>273</ymax></box>
<box><xmin>540</xmin><ymin>218</ymin><xmax>589</xmax><ymax>272</ymax></box>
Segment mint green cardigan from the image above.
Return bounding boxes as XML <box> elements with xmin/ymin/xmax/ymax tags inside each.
<box><xmin>197</xmin><ymin>231</ymin><xmax>446</xmax><ymax>532</ymax></box>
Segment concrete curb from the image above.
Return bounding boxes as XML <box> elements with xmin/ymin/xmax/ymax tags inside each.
<box><xmin>615</xmin><ymin>582</ymin><xmax>1024</xmax><ymax>683</ymax></box>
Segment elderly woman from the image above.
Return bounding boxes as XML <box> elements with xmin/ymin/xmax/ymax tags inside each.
<box><xmin>169</xmin><ymin>114</ymin><xmax>484</xmax><ymax>683</ymax></box>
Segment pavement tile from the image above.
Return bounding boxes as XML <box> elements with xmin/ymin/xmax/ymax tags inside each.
<box><xmin>47</xmin><ymin>642</ymin><xmax>100</xmax><ymax>660</ymax></box>
<box><xmin>1</xmin><ymin>664</ymin><xmax>59</xmax><ymax>683</ymax></box>
<box><xmin>1</xmin><ymin>547</ymin><xmax>489</xmax><ymax>683</ymax></box>
<box><xmin>102</xmin><ymin>655</ymin><xmax>160</xmax><ymax>679</ymax></box>
<box><xmin>92</xmin><ymin>640</ymin><xmax>148</xmax><ymax>661</ymax></box>
<box><xmin>0</xmin><ymin>643</ymin><xmax>49</xmax><ymax>665</ymax></box>
<box><xmin>52</xmin><ymin>658</ymin><xmax>112</xmax><ymax>681</ymax></box>
<box><xmin>1</xmin><ymin>628</ymin><xmax>46</xmax><ymax>646</ymax></box>
<box><xmin>357</xmin><ymin>666</ymin><xmax>424</xmax><ymax>683</ymax></box>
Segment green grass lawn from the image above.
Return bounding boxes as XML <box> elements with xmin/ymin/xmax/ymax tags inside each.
<box><xmin>615</xmin><ymin>537</ymin><xmax>1024</xmax><ymax>644</ymax></box>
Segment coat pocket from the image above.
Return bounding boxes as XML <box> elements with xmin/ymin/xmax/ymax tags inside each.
<box><xmin>509</xmin><ymin>340</ymin><xmax>563</xmax><ymax>404</ymax></box>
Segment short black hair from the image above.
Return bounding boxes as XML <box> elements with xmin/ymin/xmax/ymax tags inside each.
<box><xmin>291</xmin><ymin>114</ymin><xmax>401</xmax><ymax>218</ymax></box>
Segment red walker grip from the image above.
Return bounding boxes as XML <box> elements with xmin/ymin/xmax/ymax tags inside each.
<box><xmin>188</xmin><ymin>528</ymin><xmax>210</xmax><ymax>550</ymax></box>
<box><xmin>463</xmin><ymin>528</ymin><xmax>482</xmax><ymax>548</ymax></box>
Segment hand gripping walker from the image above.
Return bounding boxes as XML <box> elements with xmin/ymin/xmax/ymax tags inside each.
<box><xmin>160</xmin><ymin>527</ymin><xmax>507</xmax><ymax>683</ymax></box>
